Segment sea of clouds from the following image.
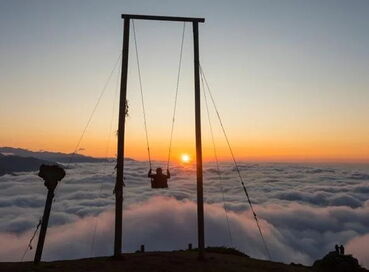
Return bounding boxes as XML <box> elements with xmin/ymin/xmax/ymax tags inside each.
<box><xmin>0</xmin><ymin>160</ymin><xmax>368</xmax><ymax>267</ymax></box>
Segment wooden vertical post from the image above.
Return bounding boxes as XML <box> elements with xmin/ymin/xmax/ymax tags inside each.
<box><xmin>193</xmin><ymin>21</ymin><xmax>205</xmax><ymax>260</ymax></box>
<box><xmin>116</xmin><ymin>14</ymin><xmax>205</xmax><ymax>260</ymax></box>
<box><xmin>114</xmin><ymin>17</ymin><xmax>130</xmax><ymax>258</ymax></box>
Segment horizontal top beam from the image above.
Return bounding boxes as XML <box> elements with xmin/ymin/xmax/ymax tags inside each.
<box><xmin>121</xmin><ymin>14</ymin><xmax>205</xmax><ymax>23</ymax></box>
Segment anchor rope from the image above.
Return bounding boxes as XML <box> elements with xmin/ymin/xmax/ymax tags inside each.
<box><xmin>20</xmin><ymin>218</ymin><xmax>42</xmax><ymax>261</ymax></box>
<box><xmin>89</xmin><ymin>60</ymin><xmax>121</xmax><ymax>257</ymax></box>
<box><xmin>201</xmin><ymin>73</ymin><xmax>234</xmax><ymax>248</ymax></box>
<box><xmin>54</xmin><ymin>53</ymin><xmax>122</xmax><ymax>201</ymax></box>
<box><xmin>200</xmin><ymin>65</ymin><xmax>272</xmax><ymax>260</ymax></box>
<box><xmin>70</xmin><ymin>54</ymin><xmax>122</xmax><ymax>162</ymax></box>
<box><xmin>20</xmin><ymin>53</ymin><xmax>121</xmax><ymax>262</ymax></box>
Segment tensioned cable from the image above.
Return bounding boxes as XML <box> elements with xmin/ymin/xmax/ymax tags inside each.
<box><xmin>20</xmin><ymin>219</ymin><xmax>42</xmax><ymax>261</ymax></box>
<box><xmin>70</xmin><ymin>54</ymin><xmax>122</xmax><ymax>160</ymax></box>
<box><xmin>52</xmin><ymin>53</ymin><xmax>122</xmax><ymax>205</ymax></box>
<box><xmin>132</xmin><ymin>20</ymin><xmax>152</xmax><ymax>169</ymax></box>
<box><xmin>200</xmin><ymin>65</ymin><xmax>272</xmax><ymax>260</ymax></box>
<box><xmin>20</xmin><ymin>54</ymin><xmax>122</xmax><ymax>262</ymax></box>
<box><xmin>166</xmin><ymin>22</ymin><xmax>186</xmax><ymax>170</ymax></box>
<box><xmin>201</xmin><ymin>73</ymin><xmax>234</xmax><ymax>248</ymax></box>
<box><xmin>89</xmin><ymin>62</ymin><xmax>121</xmax><ymax>257</ymax></box>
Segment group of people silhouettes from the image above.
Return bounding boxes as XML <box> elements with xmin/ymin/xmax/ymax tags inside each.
<box><xmin>335</xmin><ymin>244</ymin><xmax>345</xmax><ymax>255</ymax></box>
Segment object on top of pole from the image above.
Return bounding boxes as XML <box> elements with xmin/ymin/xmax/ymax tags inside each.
<box><xmin>121</xmin><ymin>14</ymin><xmax>205</xmax><ymax>23</ymax></box>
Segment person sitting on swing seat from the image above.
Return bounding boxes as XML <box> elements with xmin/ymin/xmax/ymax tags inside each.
<box><xmin>148</xmin><ymin>168</ymin><xmax>170</xmax><ymax>188</ymax></box>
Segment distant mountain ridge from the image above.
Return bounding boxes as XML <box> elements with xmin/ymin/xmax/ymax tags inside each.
<box><xmin>0</xmin><ymin>147</ymin><xmax>110</xmax><ymax>163</ymax></box>
<box><xmin>0</xmin><ymin>147</ymin><xmax>136</xmax><ymax>176</ymax></box>
<box><xmin>0</xmin><ymin>153</ymin><xmax>54</xmax><ymax>176</ymax></box>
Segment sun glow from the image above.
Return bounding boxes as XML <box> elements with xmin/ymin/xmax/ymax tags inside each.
<box><xmin>180</xmin><ymin>153</ymin><xmax>191</xmax><ymax>163</ymax></box>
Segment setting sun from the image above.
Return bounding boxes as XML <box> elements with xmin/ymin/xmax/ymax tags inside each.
<box><xmin>180</xmin><ymin>153</ymin><xmax>191</xmax><ymax>163</ymax></box>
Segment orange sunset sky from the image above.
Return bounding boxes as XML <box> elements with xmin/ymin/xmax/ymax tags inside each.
<box><xmin>1</xmin><ymin>1</ymin><xmax>369</xmax><ymax>163</ymax></box>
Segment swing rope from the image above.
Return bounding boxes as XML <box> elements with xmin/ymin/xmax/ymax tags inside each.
<box><xmin>20</xmin><ymin>219</ymin><xmax>42</xmax><ymax>261</ymax></box>
<box><xmin>132</xmin><ymin>20</ymin><xmax>186</xmax><ymax>171</ymax></box>
<box><xmin>132</xmin><ymin>20</ymin><xmax>152</xmax><ymax>169</ymax></box>
<box><xmin>201</xmin><ymin>74</ymin><xmax>234</xmax><ymax>248</ymax></box>
<box><xmin>167</xmin><ymin>22</ymin><xmax>186</xmax><ymax>170</ymax></box>
<box><xmin>200</xmin><ymin>66</ymin><xmax>272</xmax><ymax>260</ymax></box>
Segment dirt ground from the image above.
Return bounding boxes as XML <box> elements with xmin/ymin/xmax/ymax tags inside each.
<box><xmin>0</xmin><ymin>251</ymin><xmax>313</xmax><ymax>272</ymax></box>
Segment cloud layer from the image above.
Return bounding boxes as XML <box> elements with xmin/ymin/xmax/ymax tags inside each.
<box><xmin>0</xmin><ymin>161</ymin><xmax>368</xmax><ymax>267</ymax></box>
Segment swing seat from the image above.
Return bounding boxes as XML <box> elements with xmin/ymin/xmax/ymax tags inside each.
<box><xmin>149</xmin><ymin>168</ymin><xmax>170</xmax><ymax>189</ymax></box>
<box><xmin>151</xmin><ymin>178</ymin><xmax>168</xmax><ymax>189</ymax></box>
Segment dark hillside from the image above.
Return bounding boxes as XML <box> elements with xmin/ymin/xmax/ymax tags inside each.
<box><xmin>0</xmin><ymin>147</ymin><xmax>110</xmax><ymax>163</ymax></box>
<box><xmin>0</xmin><ymin>251</ymin><xmax>313</xmax><ymax>272</ymax></box>
<box><xmin>0</xmin><ymin>153</ymin><xmax>53</xmax><ymax>176</ymax></box>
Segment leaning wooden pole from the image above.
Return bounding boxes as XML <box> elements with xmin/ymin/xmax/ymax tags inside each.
<box><xmin>34</xmin><ymin>189</ymin><xmax>54</xmax><ymax>263</ymax></box>
<box><xmin>193</xmin><ymin>21</ymin><xmax>205</xmax><ymax>260</ymax></box>
<box><xmin>34</xmin><ymin>165</ymin><xmax>65</xmax><ymax>264</ymax></box>
<box><xmin>114</xmin><ymin>17</ymin><xmax>130</xmax><ymax>258</ymax></box>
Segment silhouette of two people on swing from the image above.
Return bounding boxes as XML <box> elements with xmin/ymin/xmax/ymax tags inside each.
<box><xmin>148</xmin><ymin>167</ymin><xmax>170</xmax><ymax>188</ymax></box>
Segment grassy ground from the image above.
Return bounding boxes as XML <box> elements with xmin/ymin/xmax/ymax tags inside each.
<box><xmin>0</xmin><ymin>250</ymin><xmax>313</xmax><ymax>272</ymax></box>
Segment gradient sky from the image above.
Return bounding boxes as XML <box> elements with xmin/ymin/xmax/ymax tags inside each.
<box><xmin>1</xmin><ymin>0</ymin><xmax>369</xmax><ymax>162</ymax></box>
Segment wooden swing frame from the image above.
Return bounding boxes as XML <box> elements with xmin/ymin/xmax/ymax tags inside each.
<box><xmin>114</xmin><ymin>14</ymin><xmax>206</xmax><ymax>260</ymax></box>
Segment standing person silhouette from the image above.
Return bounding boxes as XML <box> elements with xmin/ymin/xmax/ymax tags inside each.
<box><xmin>339</xmin><ymin>244</ymin><xmax>345</xmax><ymax>255</ymax></box>
<box><xmin>148</xmin><ymin>168</ymin><xmax>170</xmax><ymax>188</ymax></box>
<box><xmin>335</xmin><ymin>244</ymin><xmax>339</xmax><ymax>254</ymax></box>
